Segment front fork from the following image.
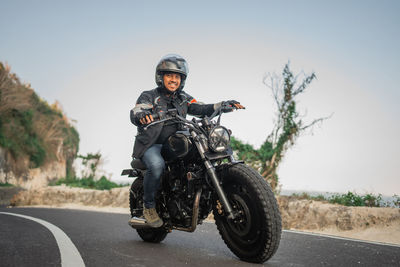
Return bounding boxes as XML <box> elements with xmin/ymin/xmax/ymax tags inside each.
<box><xmin>191</xmin><ymin>131</ymin><xmax>236</xmax><ymax>219</ymax></box>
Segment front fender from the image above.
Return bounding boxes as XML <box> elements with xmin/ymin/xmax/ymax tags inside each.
<box><xmin>204</xmin><ymin>148</ymin><xmax>233</xmax><ymax>161</ymax></box>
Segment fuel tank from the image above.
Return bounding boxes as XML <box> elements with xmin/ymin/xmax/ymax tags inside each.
<box><xmin>161</xmin><ymin>131</ymin><xmax>193</xmax><ymax>161</ymax></box>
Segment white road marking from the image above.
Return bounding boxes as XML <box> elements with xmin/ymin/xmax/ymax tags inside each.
<box><xmin>0</xmin><ymin>212</ymin><xmax>85</xmax><ymax>267</ymax></box>
<box><xmin>283</xmin><ymin>229</ymin><xmax>400</xmax><ymax>248</ymax></box>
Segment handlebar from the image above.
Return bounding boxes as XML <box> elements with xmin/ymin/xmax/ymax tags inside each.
<box><xmin>151</xmin><ymin>112</ymin><xmax>160</xmax><ymax>120</ymax></box>
<box><xmin>142</xmin><ymin>103</ymin><xmax>243</xmax><ymax>131</ymax></box>
<box><xmin>208</xmin><ymin>102</ymin><xmax>243</xmax><ymax>124</ymax></box>
<box><xmin>142</xmin><ymin>109</ymin><xmax>186</xmax><ymax>131</ymax></box>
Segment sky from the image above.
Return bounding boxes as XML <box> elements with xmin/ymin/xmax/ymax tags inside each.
<box><xmin>1</xmin><ymin>0</ymin><xmax>399</xmax><ymax>195</ymax></box>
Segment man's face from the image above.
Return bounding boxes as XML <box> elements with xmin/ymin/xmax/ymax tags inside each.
<box><xmin>163</xmin><ymin>73</ymin><xmax>181</xmax><ymax>92</ymax></box>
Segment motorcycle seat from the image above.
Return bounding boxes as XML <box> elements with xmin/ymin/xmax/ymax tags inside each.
<box><xmin>131</xmin><ymin>159</ymin><xmax>147</xmax><ymax>170</ymax></box>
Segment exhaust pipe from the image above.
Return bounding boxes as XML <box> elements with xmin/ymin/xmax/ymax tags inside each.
<box><xmin>173</xmin><ymin>189</ymin><xmax>201</xmax><ymax>233</ymax></box>
<box><xmin>128</xmin><ymin>189</ymin><xmax>202</xmax><ymax>232</ymax></box>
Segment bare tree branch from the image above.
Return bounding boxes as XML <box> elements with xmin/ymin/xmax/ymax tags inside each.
<box><xmin>232</xmin><ymin>62</ymin><xmax>331</xmax><ymax>191</ymax></box>
<box><xmin>300</xmin><ymin>113</ymin><xmax>334</xmax><ymax>131</ymax></box>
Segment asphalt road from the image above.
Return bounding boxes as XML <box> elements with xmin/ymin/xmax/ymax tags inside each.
<box><xmin>0</xmin><ymin>207</ymin><xmax>399</xmax><ymax>267</ymax></box>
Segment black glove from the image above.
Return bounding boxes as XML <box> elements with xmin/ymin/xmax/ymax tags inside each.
<box><xmin>221</xmin><ymin>100</ymin><xmax>241</xmax><ymax>113</ymax></box>
<box><xmin>136</xmin><ymin>110</ymin><xmax>152</xmax><ymax>124</ymax></box>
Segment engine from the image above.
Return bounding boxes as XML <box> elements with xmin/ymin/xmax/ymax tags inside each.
<box><xmin>159</xmin><ymin>156</ymin><xmax>215</xmax><ymax>229</ymax></box>
<box><xmin>166</xmin><ymin>176</ymin><xmax>193</xmax><ymax>227</ymax></box>
<box><xmin>164</xmin><ymin>162</ymin><xmax>209</xmax><ymax>227</ymax></box>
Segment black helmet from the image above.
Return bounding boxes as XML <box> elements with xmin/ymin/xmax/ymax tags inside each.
<box><xmin>155</xmin><ymin>54</ymin><xmax>189</xmax><ymax>90</ymax></box>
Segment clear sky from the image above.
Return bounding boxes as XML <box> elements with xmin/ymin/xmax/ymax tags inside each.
<box><xmin>1</xmin><ymin>0</ymin><xmax>399</xmax><ymax>195</ymax></box>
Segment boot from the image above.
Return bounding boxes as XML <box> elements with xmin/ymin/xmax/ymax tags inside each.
<box><xmin>142</xmin><ymin>206</ymin><xmax>163</xmax><ymax>228</ymax></box>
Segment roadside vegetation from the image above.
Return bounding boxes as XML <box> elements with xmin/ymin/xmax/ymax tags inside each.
<box><xmin>51</xmin><ymin>176</ymin><xmax>124</xmax><ymax>190</ymax></box>
<box><xmin>50</xmin><ymin>152</ymin><xmax>127</xmax><ymax>190</ymax></box>
<box><xmin>290</xmin><ymin>191</ymin><xmax>400</xmax><ymax>208</ymax></box>
<box><xmin>229</xmin><ymin>63</ymin><xmax>400</xmax><ymax>209</ymax></box>
<box><xmin>0</xmin><ymin>62</ymin><xmax>79</xmax><ymax>177</ymax></box>
<box><xmin>0</xmin><ymin>182</ymin><xmax>14</xmax><ymax>187</ymax></box>
<box><xmin>231</xmin><ymin>62</ymin><xmax>331</xmax><ymax>191</ymax></box>
<box><xmin>0</xmin><ymin>62</ymin><xmax>121</xmax><ymax>191</ymax></box>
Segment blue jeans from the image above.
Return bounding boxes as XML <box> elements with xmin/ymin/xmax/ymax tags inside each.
<box><xmin>141</xmin><ymin>144</ymin><xmax>165</xmax><ymax>209</ymax></box>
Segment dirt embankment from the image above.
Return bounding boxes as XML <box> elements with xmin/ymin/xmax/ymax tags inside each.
<box><xmin>8</xmin><ymin>185</ymin><xmax>130</xmax><ymax>213</ymax></box>
<box><xmin>277</xmin><ymin>196</ymin><xmax>400</xmax><ymax>245</ymax></box>
<box><xmin>5</xmin><ymin>186</ymin><xmax>400</xmax><ymax>245</ymax></box>
<box><xmin>0</xmin><ymin>187</ymin><xmax>24</xmax><ymax>206</ymax></box>
<box><xmin>278</xmin><ymin>196</ymin><xmax>400</xmax><ymax>231</ymax></box>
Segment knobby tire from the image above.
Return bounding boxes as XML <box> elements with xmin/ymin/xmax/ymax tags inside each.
<box><xmin>214</xmin><ymin>163</ymin><xmax>282</xmax><ymax>263</ymax></box>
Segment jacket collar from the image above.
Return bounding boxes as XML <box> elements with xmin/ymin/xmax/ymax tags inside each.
<box><xmin>157</xmin><ymin>86</ymin><xmax>179</xmax><ymax>100</ymax></box>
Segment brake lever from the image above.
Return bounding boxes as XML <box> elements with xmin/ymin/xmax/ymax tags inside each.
<box><xmin>143</xmin><ymin>117</ymin><xmax>172</xmax><ymax>131</ymax></box>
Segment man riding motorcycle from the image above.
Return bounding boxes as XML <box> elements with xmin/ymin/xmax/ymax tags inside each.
<box><xmin>130</xmin><ymin>54</ymin><xmax>244</xmax><ymax>227</ymax></box>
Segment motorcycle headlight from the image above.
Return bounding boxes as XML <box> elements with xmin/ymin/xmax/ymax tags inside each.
<box><xmin>208</xmin><ymin>126</ymin><xmax>230</xmax><ymax>152</ymax></box>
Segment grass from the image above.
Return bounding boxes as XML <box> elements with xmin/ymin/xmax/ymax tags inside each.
<box><xmin>0</xmin><ymin>182</ymin><xmax>14</xmax><ymax>187</ymax></box>
<box><xmin>51</xmin><ymin>176</ymin><xmax>127</xmax><ymax>190</ymax></box>
<box><xmin>290</xmin><ymin>191</ymin><xmax>400</xmax><ymax>208</ymax></box>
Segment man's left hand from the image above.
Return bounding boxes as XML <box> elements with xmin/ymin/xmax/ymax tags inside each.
<box><xmin>223</xmin><ymin>100</ymin><xmax>245</xmax><ymax>112</ymax></box>
<box><xmin>226</xmin><ymin>100</ymin><xmax>245</xmax><ymax>109</ymax></box>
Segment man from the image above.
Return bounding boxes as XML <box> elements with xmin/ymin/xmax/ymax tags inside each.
<box><xmin>130</xmin><ymin>54</ymin><xmax>244</xmax><ymax>227</ymax></box>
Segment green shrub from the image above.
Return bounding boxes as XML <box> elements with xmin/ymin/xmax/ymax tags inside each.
<box><xmin>392</xmin><ymin>195</ymin><xmax>400</xmax><ymax>208</ymax></box>
<box><xmin>31</xmin><ymin>92</ymin><xmax>62</xmax><ymax>117</ymax></box>
<box><xmin>362</xmin><ymin>193</ymin><xmax>382</xmax><ymax>207</ymax></box>
<box><xmin>53</xmin><ymin>176</ymin><xmax>125</xmax><ymax>190</ymax></box>
<box><xmin>328</xmin><ymin>191</ymin><xmax>383</xmax><ymax>207</ymax></box>
<box><xmin>0</xmin><ymin>117</ymin><xmax>10</xmax><ymax>148</ymax></box>
<box><xmin>0</xmin><ymin>108</ymin><xmax>47</xmax><ymax>167</ymax></box>
<box><xmin>290</xmin><ymin>191</ymin><xmax>399</xmax><ymax>208</ymax></box>
<box><xmin>96</xmin><ymin>176</ymin><xmax>122</xmax><ymax>190</ymax></box>
<box><xmin>329</xmin><ymin>192</ymin><xmax>363</xmax><ymax>206</ymax></box>
<box><xmin>312</xmin><ymin>194</ymin><xmax>327</xmax><ymax>201</ymax></box>
<box><xmin>0</xmin><ymin>63</ymin><xmax>80</xmax><ymax>171</ymax></box>
<box><xmin>0</xmin><ymin>182</ymin><xmax>14</xmax><ymax>187</ymax></box>
<box><xmin>25</xmin><ymin>134</ymin><xmax>46</xmax><ymax>168</ymax></box>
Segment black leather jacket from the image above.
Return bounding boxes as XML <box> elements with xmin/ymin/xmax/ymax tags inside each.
<box><xmin>131</xmin><ymin>87</ymin><xmax>215</xmax><ymax>158</ymax></box>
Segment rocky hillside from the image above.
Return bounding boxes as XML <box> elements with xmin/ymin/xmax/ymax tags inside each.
<box><xmin>0</xmin><ymin>62</ymin><xmax>79</xmax><ymax>188</ymax></box>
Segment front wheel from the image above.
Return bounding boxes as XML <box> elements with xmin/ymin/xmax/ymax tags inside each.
<box><xmin>213</xmin><ymin>164</ymin><xmax>282</xmax><ymax>263</ymax></box>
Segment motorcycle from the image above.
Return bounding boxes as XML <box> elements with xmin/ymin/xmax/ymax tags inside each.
<box><xmin>121</xmin><ymin>103</ymin><xmax>281</xmax><ymax>263</ymax></box>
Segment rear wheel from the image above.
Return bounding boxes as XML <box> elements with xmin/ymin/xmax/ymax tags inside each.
<box><xmin>129</xmin><ymin>177</ymin><xmax>168</xmax><ymax>243</ymax></box>
<box><xmin>214</xmin><ymin>164</ymin><xmax>281</xmax><ymax>263</ymax></box>
<box><xmin>136</xmin><ymin>228</ymin><xmax>168</xmax><ymax>243</ymax></box>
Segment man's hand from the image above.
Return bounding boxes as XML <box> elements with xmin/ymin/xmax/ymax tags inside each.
<box><xmin>137</xmin><ymin>111</ymin><xmax>154</xmax><ymax>124</ymax></box>
<box><xmin>222</xmin><ymin>100</ymin><xmax>245</xmax><ymax>112</ymax></box>
<box><xmin>227</xmin><ymin>100</ymin><xmax>245</xmax><ymax>109</ymax></box>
